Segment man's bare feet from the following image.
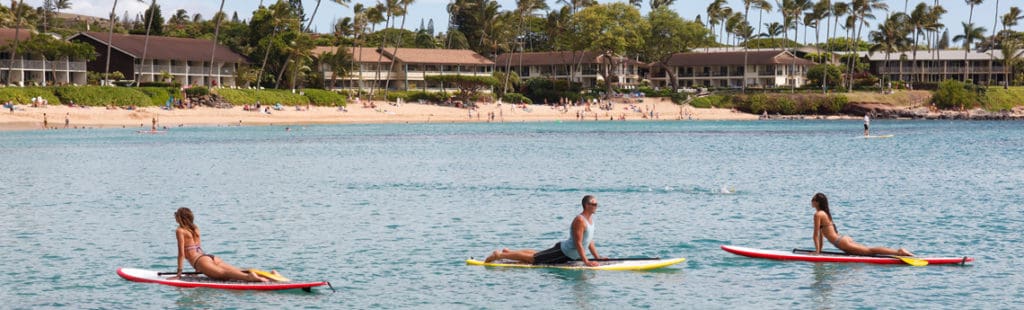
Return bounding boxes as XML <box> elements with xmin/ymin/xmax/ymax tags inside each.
<box><xmin>485</xmin><ymin>250</ymin><xmax>501</xmax><ymax>263</ymax></box>
<box><xmin>897</xmin><ymin>248</ymin><xmax>914</xmax><ymax>256</ymax></box>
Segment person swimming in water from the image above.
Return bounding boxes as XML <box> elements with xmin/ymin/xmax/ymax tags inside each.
<box><xmin>484</xmin><ymin>195</ymin><xmax>606</xmax><ymax>266</ymax></box>
<box><xmin>811</xmin><ymin>193</ymin><xmax>913</xmax><ymax>257</ymax></box>
<box><xmin>173</xmin><ymin>207</ymin><xmax>274</xmax><ymax>281</ymax></box>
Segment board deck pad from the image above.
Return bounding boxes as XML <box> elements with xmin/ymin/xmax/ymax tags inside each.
<box><xmin>721</xmin><ymin>245</ymin><xmax>972</xmax><ymax>265</ymax></box>
<box><xmin>466</xmin><ymin>257</ymin><xmax>686</xmax><ymax>271</ymax></box>
<box><xmin>117</xmin><ymin>268</ymin><xmax>328</xmax><ymax>291</ymax></box>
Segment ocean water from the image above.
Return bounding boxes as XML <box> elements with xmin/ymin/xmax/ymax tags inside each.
<box><xmin>1</xmin><ymin>120</ymin><xmax>1021</xmax><ymax>308</ymax></box>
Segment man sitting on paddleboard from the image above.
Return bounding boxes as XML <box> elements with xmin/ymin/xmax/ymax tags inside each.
<box><xmin>811</xmin><ymin>193</ymin><xmax>914</xmax><ymax>257</ymax></box>
<box><xmin>484</xmin><ymin>195</ymin><xmax>606</xmax><ymax>267</ymax></box>
<box><xmin>173</xmin><ymin>207</ymin><xmax>274</xmax><ymax>282</ymax></box>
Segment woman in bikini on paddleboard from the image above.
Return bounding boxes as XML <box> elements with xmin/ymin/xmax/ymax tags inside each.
<box><xmin>811</xmin><ymin>193</ymin><xmax>914</xmax><ymax>257</ymax></box>
<box><xmin>173</xmin><ymin>207</ymin><xmax>274</xmax><ymax>281</ymax></box>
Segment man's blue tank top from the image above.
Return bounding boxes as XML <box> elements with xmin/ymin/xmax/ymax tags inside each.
<box><xmin>560</xmin><ymin>216</ymin><xmax>594</xmax><ymax>259</ymax></box>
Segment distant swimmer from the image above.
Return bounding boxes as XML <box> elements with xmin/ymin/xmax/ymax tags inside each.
<box><xmin>863</xmin><ymin>113</ymin><xmax>870</xmax><ymax>136</ymax></box>
<box><xmin>810</xmin><ymin>193</ymin><xmax>913</xmax><ymax>257</ymax></box>
<box><xmin>172</xmin><ymin>208</ymin><xmax>274</xmax><ymax>282</ymax></box>
<box><xmin>485</xmin><ymin>195</ymin><xmax>606</xmax><ymax>266</ymax></box>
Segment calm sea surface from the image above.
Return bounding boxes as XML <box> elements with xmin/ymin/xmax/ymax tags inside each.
<box><xmin>1</xmin><ymin>120</ymin><xmax>1022</xmax><ymax>308</ymax></box>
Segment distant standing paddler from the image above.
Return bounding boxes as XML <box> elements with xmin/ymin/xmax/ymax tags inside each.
<box><xmin>863</xmin><ymin>114</ymin><xmax>870</xmax><ymax>136</ymax></box>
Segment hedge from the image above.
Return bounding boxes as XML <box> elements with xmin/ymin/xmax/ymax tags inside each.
<box><xmin>302</xmin><ymin>89</ymin><xmax>347</xmax><ymax>106</ymax></box>
<box><xmin>137</xmin><ymin>87</ymin><xmax>179</xmax><ymax>107</ymax></box>
<box><xmin>0</xmin><ymin>87</ymin><xmax>60</xmax><ymax>104</ymax></box>
<box><xmin>52</xmin><ymin>86</ymin><xmax>153</xmax><ymax>106</ymax></box>
<box><xmin>501</xmin><ymin>93</ymin><xmax>532</xmax><ymax>104</ymax></box>
<box><xmin>214</xmin><ymin>89</ymin><xmax>309</xmax><ymax>106</ymax></box>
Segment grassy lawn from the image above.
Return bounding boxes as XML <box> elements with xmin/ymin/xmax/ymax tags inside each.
<box><xmin>844</xmin><ymin>90</ymin><xmax>932</xmax><ymax>107</ymax></box>
<box><xmin>981</xmin><ymin>87</ymin><xmax>1024</xmax><ymax>111</ymax></box>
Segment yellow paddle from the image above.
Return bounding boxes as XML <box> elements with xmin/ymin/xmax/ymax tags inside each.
<box><xmin>793</xmin><ymin>249</ymin><xmax>928</xmax><ymax>266</ymax></box>
<box><xmin>892</xmin><ymin>256</ymin><xmax>928</xmax><ymax>267</ymax></box>
<box><xmin>248</xmin><ymin>269</ymin><xmax>291</xmax><ymax>282</ymax></box>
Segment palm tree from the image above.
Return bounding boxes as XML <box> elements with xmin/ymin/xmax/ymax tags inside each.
<box><xmin>504</xmin><ymin>0</ymin><xmax>548</xmax><ymax>93</ymax></box>
<box><xmin>908</xmin><ymin>3</ymin><xmax>929</xmax><ymax>84</ymax></box>
<box><xmin>868</xmin><ymin>13</ymin><xmax>910</xmax><ymax>91</ymax></box>
<box><xmin>963</xmin><ymin>0</ymin><xmax>984</xmax><ymax>82</ymax></box>
<box><xmin>207</xmin><ymin>0</ymin><xmax>225</xmax><ymax>87</ymax></box>
<box><xmin>831</xmin><ymin>1</ymin><xmax>848</xmax><ymax>45</ymax></box>
<box><xmin>953</xmin><ymin>23</ymin><xmax>987</xmax><ymax>81</ymax></box>
<box><xmin>762</xmin><ymin>22</ymin><xmax>785</xmax><ymax>48</ymax></box>
<box><xmin>847</xmin><ymin>0</ymin><xmax>888</xmax><ymax>92</ymax></box>
<box><xmin>6</xmin><ymin>0</ymin><xmax>26</xmax><ymax>85</ymax></box>
<box><xmin>706</xmin><ymin>0</ymin><xmax>729</xmax><ymax>47</ymax></box>
<box><xmin>1004</xmin><ymin>7</ymin><xmax>1023</xmax><ymax>32</ymax></box>
<box><xmin>650</xmin><ymin>0</ymin><xmax>675</xmax><ymax>10</ymax></box>
<box><xmin>989</xmin><ymin>0</ymin><xmax>1000</xmax><ymax>86</ymax></box>
<box><xmin>136</xmin><ymin>0</ymin><xmax>156</xmax><ymax>87</ymax></box>
<box><xmin>999</xmin><ymin>37</ymin><xmax>1020</xmax><ymax>88</ymax></box>
<box><xmin>169</xmin><ymin>9</ymin><xmax>187</xmax><ymax>27</ymax></box>
<box><xmin>383</xmin><ymin>0</ymin><xmax>414</xmax><ymax>94</ymax></box>
<box><xmin>752</xmin><ymin>0</ymin><xmax>772</xmax><ymax>48</ymax></box>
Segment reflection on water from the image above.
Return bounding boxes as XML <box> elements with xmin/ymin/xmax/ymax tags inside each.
<box><xmin>808</xmin><ymin>263</ymin><xmax>858</xmax><ymax>308</ymax></box>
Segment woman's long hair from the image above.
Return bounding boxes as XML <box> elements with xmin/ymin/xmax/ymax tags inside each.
<box><xmin>175</xmin><ymin>207</ymin><xmax>199</xmax><ymax>238</ymax></box>
<box><xmin>812</xmin><ymin>193</ymin><xmax>837</xmax><ymax>233</ymax></box>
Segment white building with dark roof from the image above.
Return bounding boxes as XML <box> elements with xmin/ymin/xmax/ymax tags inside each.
<box><xmin>857</xmin><ymin>49</ymin><xmax>1024</xmax><ymax>85</ymax></box>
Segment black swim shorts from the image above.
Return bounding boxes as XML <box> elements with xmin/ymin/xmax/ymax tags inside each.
<box><xmin>533</xmin><ymin>242</ymin><xmax>571</xmax><ymax>264</ymax></box>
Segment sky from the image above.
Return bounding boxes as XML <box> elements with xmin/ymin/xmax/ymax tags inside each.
<box><xmin>19</xmin><ymin>0</ymin><xmax>1016</xmax><ymax>43</ymax></box>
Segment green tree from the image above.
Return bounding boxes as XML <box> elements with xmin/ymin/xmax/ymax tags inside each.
<box><xmin>424</xmin><ymin>74</ymin><xmax>498</xmax><ymax>106</ymax></box>
<box><xmin>807</xmin><ymin>63</ymin><xmax>842</xmax><ymax>88</ymax></box>
<box><xmin>645</xmin><ymin>7</ymin><xmax>709</xmax><ymax>91</ymax></box>
<box><xmin>932</xmin><ymin>79</ymin><xmax>976</xmax><ymax>109</ymax></box>
<box><xmin>572</xmin><ymin>3</ymin><xmax>649</xmax><ymax>97</ymax></box>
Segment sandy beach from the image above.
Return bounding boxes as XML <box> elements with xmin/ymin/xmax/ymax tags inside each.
<box><xmin>0</xmin><ymin>97</ymin><xmax>759</xmax><ymax>131</ymax></box>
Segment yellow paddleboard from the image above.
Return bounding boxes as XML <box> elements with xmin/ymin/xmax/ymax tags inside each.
<box><xmin>249</xmin><ymin>269</ymin><xmax>291</xmax><ymax>282</ymax></box>
<box><xmin>466</xmin><ymin>257</ymin><xmax>686</xmax><ymax>271</ymax></box>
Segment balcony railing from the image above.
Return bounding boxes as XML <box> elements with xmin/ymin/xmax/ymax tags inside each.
<box><xmin>0</xmin><ymin>59</ymin><xmax>87</xmax><ymax>71</ymax></box>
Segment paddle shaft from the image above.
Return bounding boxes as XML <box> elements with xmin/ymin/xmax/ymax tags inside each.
<box><xmin>792</xmin><ymin>249</ymin><xmax>919</xmax><ymax>261</ymax></box>
<box><xmin>590</xmin><ymin>257</ymin><xmax>661</xmax><ymax>261</ymax></box>
<box><xmin>157</xmin><ymin>271</ymin><xmax>202</xmax><ymax>276</ymax></box>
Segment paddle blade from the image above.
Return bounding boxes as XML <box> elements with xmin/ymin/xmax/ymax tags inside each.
<box><xmin>897</xmin><ymin>256</ymin><xmax>928</xmax><ymax>267</ymax></box>
<box><xmin>249</xmin><ymin>269</ymin><xmax>291</xmax><ymax>282</ymax></box>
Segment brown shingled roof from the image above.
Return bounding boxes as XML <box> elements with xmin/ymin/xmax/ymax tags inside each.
<box><xmin>0</xmin><ymin>28</ymin><xmax>34</xmax><ymax>46</ymax></box>
<box><xmin>494</xmin><ymin>51</ymin><xmax>613</xmax><ymax>66</ymax></box>
<box><xmin>311</xmin><ymin>46</ymin><xmax>391</xmax><ymax>63</ymax></box>
<box><xmin>72</xmin><ymin>31</ymin><xmax>249</xmax><ymax>63</ymax></box>
<box><xmin>380</xmin><ymin>48</ymin><xmax>493</xmax><ymax>65</ymax></box>
<box><xmin>665</xmin><ymin>50</ymin><xmax>816</xmax><ymax>66</ymax></box>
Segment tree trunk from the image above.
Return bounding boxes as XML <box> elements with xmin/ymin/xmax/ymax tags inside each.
<box><xmin>208</xmin><ymin>0</ymin><xmax>225</xmax><ymax>87</ymax></box>
<box><xmin>104</xmin><ymin>0</ymin><xmax>119</xmax><ymax>86</ymax></box>
<box><xmin>384</xmin><ymin>4</ymin><xmax>412</xmax><ymax>96</ymax></box>
<box><xmin>138</xmin><ymin>0</ymin><xmax>157</xmax><ymax>87</ymax></box>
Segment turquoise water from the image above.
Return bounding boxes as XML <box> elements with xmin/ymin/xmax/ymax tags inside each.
<box><xmin>1</xmin><ymin>121</ymin><xmax>1021</xmax><ymax>308</ymax></box>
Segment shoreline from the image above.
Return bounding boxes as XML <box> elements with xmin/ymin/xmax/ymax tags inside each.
<box><xmin>3</xmin><ymin>98</ymin><xmax>1021</xmax><ymax>132</ymax></box>
<box><xmin>0</xmin><ymin>98</ymin><xmax>760</xmax><ymax>131</ymax></box>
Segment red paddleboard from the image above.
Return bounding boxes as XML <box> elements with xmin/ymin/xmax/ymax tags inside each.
<box><xmin>117</xmin><ymin>268</ymin><xmax>330</xmax><ymax>291</ymax></box>
<box><xmin>721</xmin><ymin>245</ymin><xmax>972</xmax><ymax>265</ymax></box>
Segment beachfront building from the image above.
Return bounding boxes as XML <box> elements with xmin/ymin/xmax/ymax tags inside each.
<box><xmin>494</xmin><ymin>51</ymin><xmax>643</xmax><ymax>88</ymax></box>
<box><xmin>0</xmin><ymin>28</ymin><xmax>88</xmax><ymax>86</ymax></box>
<box><xmin>648</xmin><ymin>50</ymin><xmax>816</xmax><ymax>89</ymax></box>
<box><xmin>312</xmin><ymin>46</ymin><xmax>391</xmax><ymax>90</ymax></box>
<box><xmin>68</xmin><ymin>32</ymin><xmax>249</xmax><ymax>87</ymax></box>
<box><xmin>312</xmin><ymin>47</ymin><xmax>493</xmax><ymax>91</ymax></box>
<box><xmin>858</xmin><ymin>50</ymin><xmax>1022</xmax><ymax>86</ymax></box>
